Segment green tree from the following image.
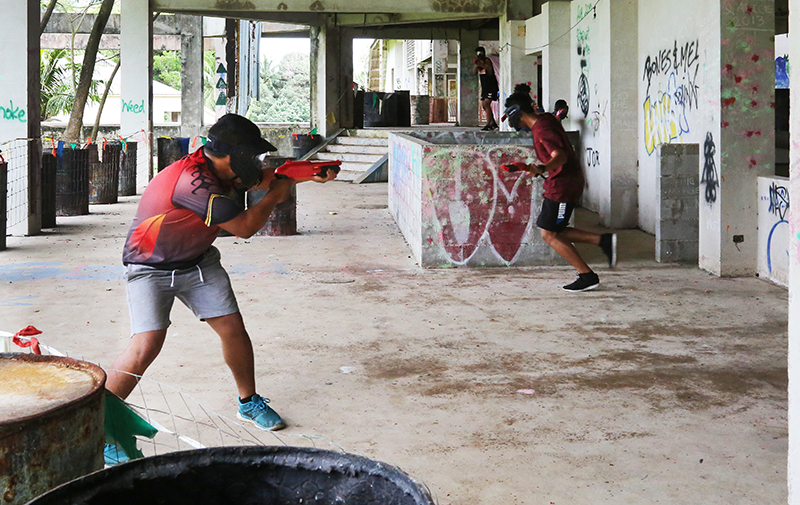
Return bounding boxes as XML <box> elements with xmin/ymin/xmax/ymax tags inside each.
<box><xmin>247</xmin><ymin>52</ymin><xmax>310</xmax><ymax>123</ymax></box>
<box><xmin>40</xmin><ymin>48</ymin><xmax>102</xmax><ymax>121</ymax></box>
<box><xmin>153</xmin><ymin>50</ymin><xmax>182</xmax><ymax>90</ymax></box>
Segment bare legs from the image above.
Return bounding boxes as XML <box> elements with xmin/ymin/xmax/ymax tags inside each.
<box><xmin>481</xmin><ymin>99</ymin><xmax>497</xmax><ymax>127</ymax></box>
<box><xmin>540</xmin><ymin>227</ymin><xmax>601</xmax><ymax>274</ymax></box>
<box><xmin>106</xmin><ymin>312</ymin><xmax>256</xmax><ymax>401</ymax></box>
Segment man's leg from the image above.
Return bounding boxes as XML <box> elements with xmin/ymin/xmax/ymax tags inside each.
<box><xmin>540</xmin><ymin>228</ymin><xmax>592</xmax><ymax>273</ymax></box>
<box><xmin>480</xmin><ymin>99</ymin><xmax>496</xmax><ymax>127</ymax></box>
<box><xmin>205</xmin><ymin>311</ymin><xmax>256</xmax><ymax>399</ymax></box>
<box><xmin>106</xmin><ymin>329</ymin><xmax>168</xmax><ymax>400</ymax></box>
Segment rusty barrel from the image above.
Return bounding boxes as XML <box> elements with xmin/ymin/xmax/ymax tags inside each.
<box><xmin>117</xmin><ymin>142</ymin><xmax>137</xmax><ymax>196</ymax></box>
<box><xmin>90</xmin><ymin>143</ymin><xmax>120</xmax><ymax>205</ymax></box>
<box><xmin>55</xmin><ymin>143</ymin><xmax>91</xmax><ymax>216</ymax></box>
<box><xmin>157</xmin><ymin>137</ymin><xmax>186</xmax><ymax>173</ymax></box>
<box><xmin>27</xmin><ymin>446</ymin><xmax>434</xmax><ymax>505</ymax></box>
<box><xmin>40</xmin><ymin>152</ymin><xmax>57</xmax><ymax>228</ymax></box>
<box><xmin>0</xmin><ymin>353</ymin><xmax>106</xmax><ymax>505</ymax></box>
<box><xmin>247</xmin><ymin>156</ymin><xmax>296</xmax><ymax>236</ymax></box>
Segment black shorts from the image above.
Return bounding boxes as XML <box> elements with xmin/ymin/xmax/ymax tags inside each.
<box><xmin>536</xmin><ymin>198</ymin><xmax>575</xmax><ymax>233</ymax></box>
<box><xmin>481</xmin><ymin>90</ymin><xmax>499</xmax><ymax>101</ymax></box>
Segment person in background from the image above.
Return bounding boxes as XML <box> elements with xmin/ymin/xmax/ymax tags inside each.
<box><xmin>473</xmin><ymin>46</ymin><xmax>499</xmax><ymax>131</ymax></box>
<box><xmin>553</xmin><ymin>99</ymin><xmax>569</xmax><ymax>121</ymax></box>
<box><xmin>501</xmin><ymin>92</ymin><xmax>616</xmax><ymax>292</ymax></box>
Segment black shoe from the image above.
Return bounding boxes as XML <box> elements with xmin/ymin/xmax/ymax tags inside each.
<box><xmin>599</xmin><ymin>233</ymin><xmax>617</xmax><ymax>268</ymax></box>
<box><xmin>562</xmin><ymin>272</ymin><xmax>600</xmax><ymax>292</ymax></box>
<box><xmin>481</xmin><ymin>123</ymin><xmax>499</xmax><ymax>131</ymax></box>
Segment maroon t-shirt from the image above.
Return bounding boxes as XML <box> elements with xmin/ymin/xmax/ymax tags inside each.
<box><xmin>531</xmin><ymin>113</ymin><xmax>584</xmax><ymax>203</ymax></box>
<box><xmin>122</xmin><ymin>149</ymin><xmax>243</xmax><ymax>267</ymax></box>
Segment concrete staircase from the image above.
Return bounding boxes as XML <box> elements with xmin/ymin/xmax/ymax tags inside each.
<box><xmin>305</xmin><ymin>129</ymin><xmax>389</xmax><ymax>182</ymax></box>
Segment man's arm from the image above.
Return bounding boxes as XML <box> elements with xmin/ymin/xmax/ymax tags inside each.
<box><xmin>217</xmin><ymin>177</ymin><xmax>294</xmax><ymax>238</ymax></box>
<box><xmin>527</xmin><ymin>148</ymin><xmax>567</xmax><ymax>177</ymax></box>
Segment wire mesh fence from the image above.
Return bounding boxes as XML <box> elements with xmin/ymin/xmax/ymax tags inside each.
<box><xmin>2</xmin><ymin>139</ymin><xmax>31</xmax><ymax>231</ymax></box>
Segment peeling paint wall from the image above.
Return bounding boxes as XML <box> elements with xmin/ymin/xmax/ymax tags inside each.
<box><xmin>389</xmin><ymin>131</ymin><xmax>563</xmax><ymax>268</ymax></box>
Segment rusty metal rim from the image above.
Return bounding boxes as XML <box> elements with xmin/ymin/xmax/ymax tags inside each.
<box><xmin>0</xmin><ymin>353</ymin><xmax>106</xmax><ymax>433</ymax></box>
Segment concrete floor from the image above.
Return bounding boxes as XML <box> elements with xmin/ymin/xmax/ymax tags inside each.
<box><xmin>1</xmin><ymin>180</ymin><xmax>788</xmax><ymax>504</ymax></box>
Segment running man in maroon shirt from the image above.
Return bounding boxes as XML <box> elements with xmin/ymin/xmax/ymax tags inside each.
<box><xmin>502</xmin><ymin>92</ymin><xmax>616</xmax><ymax>292</ymax></box>
<box><xmin>104</xmin><ymin>115</ymin><xmax>336</xmax><ymax>464</ymax></box>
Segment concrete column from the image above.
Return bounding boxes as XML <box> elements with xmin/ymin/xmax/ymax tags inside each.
<box><xmin>606</xmin><ymin>0</ymin><xmax>638</xmax><ymax>228</ymax></box>
<box><xmin>457</xmin><ymin>29</ymin><xmax>479</xmax><ymax>127</ymax></box>
<box><xmin>541</xmin><ymin>1</ymin><xmax>570</xmax><ymax>115</ymax></box>
<box><xmin>498</xmin><ymin>14</ymin><xmax>539</xmax><ymax>121</ymax></box>
<box><xmin>339</xmin><ymin>29</ymin><xmax>355</xmax><ymax>129</ymax></box>
<box><xmin>699</xmin><ymin>0</ymin><xmax>774</xmax><ymax>276</ymax></box>
<box><xmin>310</xmin><ymin>17</ymin><xmax>346</xmax><ymax>137</ymax></box>
<box><xmin>177</xmin><ymin>14</ymin><xmax>204</xmax><ymax>138</ymax></box>
<box><xmin>0</xmin><ymin>1</ymin><xmax>41</xmax><ymax>235</ymax></box>
<box><xmin>786</xmin><ymin>0</ymin><xmax>799</xmax><ymax>500</ymax></box>
<box><xmin>121</xmin><ymin>1</ymin><xmax>153</xmax><ymax>184</ymax></box>
<box><xmin>655</xmin><ymin>143</ymin><xmax>699</xmax><ymax>263</ymax></box>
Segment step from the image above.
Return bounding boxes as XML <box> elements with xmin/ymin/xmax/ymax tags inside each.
<box><xmin>336</xmin><ymin>169</ymin><xmax>370</xmax><ymax>182</ymax></box>
<box><xmin>326</xmin><ymin>144</ymin><xmax>387</xmax><ymax>155</ymax></box>
<box><xmin>313</xmin><ymin>151</ymin><xmax>383</xmax><ymax>164</ymax></box>
<box><xmin>334</xmin><ymin>137</ymin><xmax>389</xmax><ymax>147</ymax></box>
<box><xmin>346</xmin><ymin>129</ymin><xmax>389</xmax><ymax>138</ymax></box>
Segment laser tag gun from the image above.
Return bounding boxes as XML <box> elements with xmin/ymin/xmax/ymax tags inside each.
<box><xmin>501</xmin><ymin>162</ymin><xmax>546</xmax><ymax>178</ymax></box>
<box><xmin>274</xmin><ymin>159</ymin><xmax>342</xmax><ymax>179</ymax></box>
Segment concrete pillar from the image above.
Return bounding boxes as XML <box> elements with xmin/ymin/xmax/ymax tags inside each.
<box><xmin>540</xmin><ymin>1</ymin><xmax>570</xmax><ymax>115</ymax></box>
<box><xmin>0</xmin><ymin>1</ymin><xmax>41</xmax><ymax>235</ymax></box>
<box><xmin>606</xmin><ymin>0</ymin><xmax>638</xmax><ymax>228</ymax></box>
<box><xmin>570</xmin><ymin>0</ymin><xmax>638</xmax><ymax>229</ymax></box>
<box><xmin>655</xmin><ymin>144</ymin><xmax>699</xmax><ymax>263</ymax></box>
<box><xmin>121</xmin><ymin>0</ymin><xmax>153</xmax><ymax>184</ymax></box>
<box><xmin>699</xmin><ymin>0</ymin><xmax>774</xmax><ymax>276</ymax></box>
<box><xmin>310</xmin><ymin>18</ymin><xmax>350</xmax><ymax>137</ymax></box>
<box><xmin>498</xmin><ymin>14</ymin><xmax>539</xmax><ymax>122</ymax></box>
<box><xmin>786</xmin><ymin>0</ymin><xmax>799</xmax><ymax>500</ymax></box>
<box><xmin>177</xmin><ymin>14</ymin><xmax>203</xmax><ymax>138</ymax></box>
<box><xmin>457</xmin><ymin>30</ymin><xmax>479</xmax><ymax>127</ymax></box>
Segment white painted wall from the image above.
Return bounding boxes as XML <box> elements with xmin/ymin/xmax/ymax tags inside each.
<box><xmin>0</xmin><ymin>8</ymin><xmax>32</xmax><ymax>144</ymax></box>
<box><xmin>570</xmin><ymin>0</ymin><xmax>611</xmax><ymax>215</ymax></box>
<box><xmin>637</xmin><ymin>0</ymin><xmax>720</xmax><ymax>238</ymax></box>
<box><xmin>757</xmin><ymin>176</ymin><xmax>790</xmax><ymax>286</ymax></box>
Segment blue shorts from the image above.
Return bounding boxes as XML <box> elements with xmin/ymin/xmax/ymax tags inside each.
<box><xmin>124</xmin><ymin>246</ymin><xmax>239</xmax><ymax>335</ymax></box>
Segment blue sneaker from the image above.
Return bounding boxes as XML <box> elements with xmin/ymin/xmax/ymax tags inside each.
<box><xmin>104</xmin><ymin>443</ymin><xmax>129</xmax><ymax>466</ymax></box>
<box><xmin>237</xmin><ymin>395</ymin><xmax>286</xmax><ymax>431</ymax></box>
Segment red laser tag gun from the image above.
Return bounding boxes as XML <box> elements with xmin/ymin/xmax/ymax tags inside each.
<box><xmin>274</xmin><ymin>159</ymin><xmax>342</xmax><ymax>179</ymax></box>
<box><xmin>501</xmin><ymin>162</ymin><xmax>546</xmax><ymax>177</ymax></box>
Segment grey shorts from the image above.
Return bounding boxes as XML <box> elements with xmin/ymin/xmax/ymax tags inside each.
<box><xmin>124</xmin><ymin>246</ymin><xmax>240</xmax><ymax>335</ymax></box>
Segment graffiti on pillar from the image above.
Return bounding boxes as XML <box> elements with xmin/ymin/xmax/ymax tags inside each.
<box><xmin>122</xmin><ymin>99</ymin><xmax>145</xmax><ymax>114</ymax></box>
<box><xmin>768</xmin><ymin>182</ymin><xmax>789</xmax><ymax>220</ymax></box>
<box><xmin>700</xmin><ymin>132</ymin><xmax>718</xmax><ymax>205</ymax></box>
<box><xmin>0</xmin><ymin>100</ymin><xmax>27</xmax><ymax>123</ymax></box>
<box><xmin>585</xmin><ymin>147</ymin><xmax>600</xmax><ymax>168</ymax></box>
<box><xmin>641</xmin><ymin>40</ymin><xmax>701</xmax><ymax>155</ymax></box>
<box><xmin>577</xmin><ymin>74</ymin><xmax>590</xmax><ymax>117</ymax></box>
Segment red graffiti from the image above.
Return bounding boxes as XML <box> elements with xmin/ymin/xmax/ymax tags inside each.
<box><xmin>745</xmin><ymin>5</ymin><xmax>753</xmax><ymax>13</ymax></box>
<box><xmin>771</xmin><ymin>102</ymin><xmax>776</xmax><ymax>108</ymax></box>
<box><xmin>725</xmin><ymin>64</ymin><xmax>734</xmax><ymax>72</ymax></box>
<box><xmin>722</xmin><ymin>97</ymin><xmax>736</xmax><ymax>108</ymax></box>
<box><xmin>745</xmin><ymin>130</ymin><xmax>761</xmax><ymax>137</ymax></box>
<box><xmin>487</xmin><ymin>171</ymin><xmax>533</xmax><ymax>262</ymax></box>
<box><xmin>721</xmin><ymin>121</ymin><xmax>730</xmax><ymax>128</ymax></box>
<box><xmin>749</xmin><ymin>159</ymin><xmax>757</xmax><ymax>167</ymax></box>
<box><xmin>751</xmin><ymin>100</ymin><xmax>758</xmax><ymax>107</ymax></box>
<box><xmin>751</xmin><ymin>54</ymin><xmax>759</xmax><ymax>62</ymax></box>
<box><xmin>734</xmin><ymin>75</ymin><xmax>742</xmax><ymax>83</ymax></box>
<box><xmin>752</xmin><ymin>86</ymin><xmax>759</xmax><ymax>93</ymax></box>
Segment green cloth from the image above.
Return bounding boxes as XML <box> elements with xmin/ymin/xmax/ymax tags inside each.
<box><xmin>104</xmin><ymin>389</ymin><xmax>158</xmax><ymax>460</ymax></box>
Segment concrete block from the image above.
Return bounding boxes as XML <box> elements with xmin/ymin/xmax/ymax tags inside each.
<box><xmin>658</xmin><ymin>144</ymin><xmax>700</xmax><ymax>176</ymax></box>
<box><xmin>657</xmin><ymin>218</ymin><xmax>699</xmax><ymax>241</ymax></box>
<box><xmin>656</xmin><ymin>239</ymin><xmax>699</xmax><ymax>264</ymax></box>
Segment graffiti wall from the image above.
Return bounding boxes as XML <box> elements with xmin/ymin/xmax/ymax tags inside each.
<box><xmin>388</xmin><ymin>132</ymin><xmax>561</xmax><ymax>268</ymax></box>
<box><xmin>570</xmin><ymin>1</ymin><xmax>611</xmax><ymax>215</ymax></box>
<box><xmin>757</xmin><ymin>176</ymin><xmax>790</xmax><ymax>286</ymax></box>
<box><xmin>637</xmin><ymin>0</ymin><xmax>718</xmax><ymax>235</ymax></box>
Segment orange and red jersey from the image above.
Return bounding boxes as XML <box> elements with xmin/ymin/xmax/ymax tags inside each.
<box><xmin>122</xmin><ymin>149</ymin><xmax>243</xmax><ymax>267</ymax></box>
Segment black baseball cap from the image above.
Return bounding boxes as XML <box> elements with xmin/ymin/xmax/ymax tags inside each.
<box><xmin>207</xmin><ymin>113</ymin><xmax>277</xmax><ymax>154</ymax></box>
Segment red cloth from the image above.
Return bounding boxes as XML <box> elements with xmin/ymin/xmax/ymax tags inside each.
<box><xmin>531</xmin><ymin>114</ymin><xmax>584</xmax><ymax>203</ymax></box>
<box><xmin>12</xmin><ymin>325</ymin><xmax>42</xmax><ymax>355</ymax></box>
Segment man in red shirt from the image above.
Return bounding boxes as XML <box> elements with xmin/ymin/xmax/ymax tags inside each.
<box><xmin>502</xmin><ymin>92</ymin><xmax>616</xmax><ymax>292</ymax></box>
<box><xmin>104</xmin><ymin>114</ymin><xmax>336</xmax><ymax>464</ymax></box>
